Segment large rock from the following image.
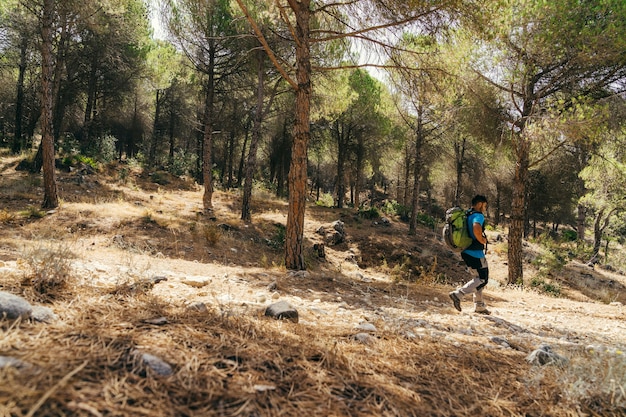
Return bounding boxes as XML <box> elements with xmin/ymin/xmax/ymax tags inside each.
<box><xmin>0</xmin><ymin>291</ymin><xmax>32</xmax><ymax>320</ymax></box>
<box><xmin>265</xmin><ymin>301</ymin><xmax>298</xmax><ymax>323</ymax></box>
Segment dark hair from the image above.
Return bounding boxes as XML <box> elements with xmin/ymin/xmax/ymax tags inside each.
<box><xmin>472</xmin><ymin>195</ymin><xmax>488</xmax><ymax>205</ymax></box>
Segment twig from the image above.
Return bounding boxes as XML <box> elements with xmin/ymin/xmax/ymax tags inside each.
<box><xmin>26</xmin><ymin>360</ymin><xmax>89</xmax><ymax>417</ymax></box>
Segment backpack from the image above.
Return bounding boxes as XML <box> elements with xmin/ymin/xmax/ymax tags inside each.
<box><xmin>442</xmin><ymin>207</ymin><xmax>473</xmax><ymax>252</ymax></box>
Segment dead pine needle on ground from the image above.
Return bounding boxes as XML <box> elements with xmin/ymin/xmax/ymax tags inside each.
<box><xmin>0</xmin><ymin>153</ymin><xmax>625</xmax><ymax>416</ymax></box>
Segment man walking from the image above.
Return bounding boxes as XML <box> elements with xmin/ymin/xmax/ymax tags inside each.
<box><xmin>449</xmin><ymin>195</ymin><xmax>490</xmax><ymax>314</ymax></box>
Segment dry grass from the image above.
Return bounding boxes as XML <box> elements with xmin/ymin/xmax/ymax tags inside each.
<box><xmin>0</xmin><ymin>154</ymin><xmax>625</xmax><ymax>416</ymax></box>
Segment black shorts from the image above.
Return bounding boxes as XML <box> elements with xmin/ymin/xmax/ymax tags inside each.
<box><xmin>461</xmin><ymin>252</ymin><xmax>489</xmax><ymax>282</ymax></box>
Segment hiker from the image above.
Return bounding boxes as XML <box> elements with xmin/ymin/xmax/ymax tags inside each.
<box><xmin>449</xmin><ymin>195</ymin><xmax>490</xmax><ymax>314</ymax></box>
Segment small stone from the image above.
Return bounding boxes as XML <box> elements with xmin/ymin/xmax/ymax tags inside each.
<box><xmin>31</xmin><ymin>306</ymin><xmax>58</xmax><ymax>323</ymax></box>
<box><xmin>355</xmin><ymin>322</ymin><xmax>377</xmax><ymax>332</ymax></box>
<box><xmin>136</xmin><ymin>351</ymin><xmax>173</xmax><ymax>376</ymax></box>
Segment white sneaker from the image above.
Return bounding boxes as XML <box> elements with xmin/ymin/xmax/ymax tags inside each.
<box><xmin>474</xmin><ymin>302</ymin><xmax>490</xmax><ymax>315</ymax></box>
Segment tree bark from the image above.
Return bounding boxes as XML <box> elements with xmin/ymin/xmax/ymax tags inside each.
<box><xmin>41</xmin><ymin>0</ymin><xmax>59</xmax><ymax>209</ymax></box>
<box><xmin>334</xmin><ymin>119</ymin><xmax>348</xmax><ymax>208</ymax></box>
<box><xmin>149</xmin><ymin>89</ymin><xmax>162</xmax><ymax>166</ymax></box>
<box><xmin>201</xmin><ymin>41</ymin><xmax>216</xmax><ymax>212</ymax></box>
<box><xmin>242</xmin><ymin>52</ymin><xmax>266</xmax><ymax>222</ymax></box>
<box><xmin>12</xmin><ymin>35</ymin><xmax>28</xmax><ymax>154</ymax></box>
<box><xmin>453</xmin><ymin>137</ymin><xmax>466</xmax><ymax>206</ymax></box>
<box><xmin>507</xmin><ymin>136</ymin><xmax>530</xmax><ymax>284</ymax></box>
<box><xmin>409</xmin><ymin>110</ymin><xmax>425</xmax><ymax>235</ymax></box>
<box><xmin>285</xmin><ymin>0</ymin><xmax>311</xmax><ymax>271</ymax></box>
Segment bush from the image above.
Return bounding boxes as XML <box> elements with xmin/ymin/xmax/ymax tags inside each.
<box><xmin>381</xmin><ymin>200</ymin><xmax>410</xmax><ymax>220</ymax></box>
<box><xmin>561</xmin><ymin>229</ymin><xmax>577</xmax><ymax>242</ymax></box>
<box><xmin>315</xmin><ymin>193</ymin><xmax>334</xmax><ymax>208</ymax></box>
<box><xmin>22</xmin><ymin>244</ymin><xmax>74</xmax><ymax>301</ymax></box>
<box><xmin>358</xmin><ymin>206</ymin><xmax>379</xmax><ymax>219</ymax></box>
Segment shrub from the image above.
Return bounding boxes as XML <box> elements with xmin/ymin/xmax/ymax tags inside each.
<box><xmin>315</xmin><ymin>193</ymin><xmax>334</xmax><ymax>208</ymax></box>
<box><xmin>201</xmin><ymin>225</ymin><xmax>221</xmax><ymax>246</ymax></box>
<box><xmin>22</xmin><ymin>244</ymin><xmax>74</xmax><ymax>300</ymax></box>
<box><xmin>267</xmin><ymin>224</ymin><xmax>285</xmax><ymax>250</ymax></box>
<box><xmin>358</xmin><ymin>206</ymin><xmax>379</xmax><ymax>219</ymax></box>
<box><xmin>20</xmin><ymin>206</ymin><xmax>46</xmax><ymax>219</ymax></box>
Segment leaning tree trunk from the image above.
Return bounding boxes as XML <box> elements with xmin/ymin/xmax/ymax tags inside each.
<box><xmin>508</xmin><ymin>137</ymin><xmax>530</xmax><ymax>284</ymax></box>
<box><xmin>40</xmin><ymin>0</ymin><xmax>58</xmax><ymax>209</ymax></box>
<box><xmin>285</xmin><ymin>0</ymin><xmax>311</xmax><ymax>271</ymax></box>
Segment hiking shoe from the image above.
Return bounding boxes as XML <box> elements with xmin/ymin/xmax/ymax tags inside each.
<box><xmin>474</xmin><ymin>302</ymin><xmax>490</xmax><ymax>315</ymax></box>
<box><xmin>449</xmin><ymin>292</ymin><xmax>462</xmax><ymax>312</ymax></box>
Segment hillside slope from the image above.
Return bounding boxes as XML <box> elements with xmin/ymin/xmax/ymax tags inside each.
<box><xmin>0</xmin><ymin>155</ymin><xmax>625</xmax><ymax>416</ymax></box>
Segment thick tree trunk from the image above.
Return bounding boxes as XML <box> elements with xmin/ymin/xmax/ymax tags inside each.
<box><xmin>285</xmin><ymin>0</ymin><xmax>311</xmax><ymax>271</ymax></box>
<box><xmin>508</xmin><ymin>137</ymin><xmax>530</xmax><ymax>284</ymax></box>
<box><xmin>41</xmin><ymin>0</ymin><xmax>58</xmax><ymax>209</ymax></box>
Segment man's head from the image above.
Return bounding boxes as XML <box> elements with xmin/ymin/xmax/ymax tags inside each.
<box><xmin>471</xmin><ymin>195</ymin><xmax>488</xmax><ymax>213</ymax></box>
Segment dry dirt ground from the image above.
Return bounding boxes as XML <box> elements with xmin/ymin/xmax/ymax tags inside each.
<box><xmin>0</xmin><ymin>152</ymin><xmax>625</xmax><ymax>417</ymax></box>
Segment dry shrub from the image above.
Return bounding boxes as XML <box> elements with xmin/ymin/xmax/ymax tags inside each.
<box><xmin>21</xmin><ymin>244</ymin><xmax>75</xmax><ymax>301</ymax></box>
<box><xmin>200</xmin><ymin>224</ymin><xmax>221</xmax><ymax>246</ymax></box>
<box><xmin>558</xmin><ymin>348</ymin><xmax>626</xmax><ymax>409</ymax></box>
<box><xmin>0</xmin><ymin>208</ymin><xmax>16</xmax><ymax>223</ymax></box>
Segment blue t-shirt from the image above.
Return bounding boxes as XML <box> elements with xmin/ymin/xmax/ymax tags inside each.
<box><xmin>462</xmin><ymin>211</ymin><xmax>485</xmax><ymax>259</ymax></box>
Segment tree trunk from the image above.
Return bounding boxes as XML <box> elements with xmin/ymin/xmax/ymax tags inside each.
<box><xmin>82</xmin><ymin>56</ymin><xmax>98</xmax><ymax>146</ymax></box>
<box><xmin>41</xmin><ymin>0</ymin><xmax>58</xmax><ymax>209</ymax></box>
<box><xmin>403</xmin><ymin>143</ymin><xmax>411</xmax><ymax>206</ymax></box>
<box><xmin>335</xmin><ymin>120</ymin><xmax>348</xmax><ymax>208</ymax></box>
<box><xmin>237</xmin><ymin>119</ymin><xmax>250</xmax><ymax>188</ymax></box>
<box><xmin>354</xmin><ymin>139</ymin><xmax>364</xmax><ymax>209</ymax></box>
<box><xmin>242</xmin><ymin>53</ymin><xmax>266</xmax><ymax>222</ymax></box>
<box><xmin>149</xmin><ymin>89</ymin><xmax>162</xmax><ymax>166</ymax></box>
<box><xmin>285</xmin><ymin>0</ymin><xmax>311</xmax><ymax>271</ymax></box>
<box><xmin>12</xmin><ymin>35</ymin><xmax>28</xmax><ymax>154</ymax></box>
<box><xmin>202</xmin><ymin>42</ymin><xmax>216</xmax><ymax>212</ymax></box>
<box><xmin>409</xmin><ymin>113</ymin><xmax>424</xmax><ymax>235</ymax></box>
<box><xmin>453</xmin><ymin>137</ymin><xmax>466</xmax><ymax>206</ymax></box>
<box><xmin>508</xmin><ymin>136</ymin><xmax>530</xmax><ymax>284</ymax></box>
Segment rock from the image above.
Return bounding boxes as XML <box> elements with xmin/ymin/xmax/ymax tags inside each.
<box><xmin>187</xmin><ymin>302</ymin><xmax>208</xmax><ymax>312</ymax></box>
<box><xmin>0</xmin><ymin>356</ymin><xmax>31</xmax><ymax>370</ymax></box>
<box><xmin>31</xmin><ymin>305</ymin><xmax>58</xmax><ymax>323</ymax></box>
<box><xmin>355</xmin><ymin>322</ymin><xmax>377</xmax><ymax>332</ymax></box>
<box><xmin>142</xmin><ymin>317</ymin><xmax>168</xmax><ymax>325</ymax></box>
<box><xmin>265</xmin><ymin>301</ymin><xmax>298</xmax><ymax>323</ymax></box>
<box><xmin>526</xmin><ymin>344</ymin><xmax>568</xmax><ymax>366</ymax></box>
<box><xmin>0</xmin><ymin>291</ymin><xmax>33</xmax><ymax>320</ymax></box>
<box><xmin>287</xmin><ymin>270</ymin><xmax>309</xmax><ymax>279</ymax></box>
<box><xmin>353</xmin><ymin>333</ymin><xmax>374</xmax><ymax>344</ymax></box>
<box><xmin>180</xmin><ymin>276</ymin><xmax>211</xmax><ymax>288</ymax></box>
<box><xmin>490</xmin><ymin>336</ymin><xmax>511</xmax><ymax>348</ymax></box>
<box><xmin>135</xmin><ymin>351</ymin><xmax>173</xmax><ymax>377</ymax></box>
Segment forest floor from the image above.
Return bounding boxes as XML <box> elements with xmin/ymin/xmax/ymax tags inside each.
<box><xmin>0</xmin><ymin>151</ymin><xmax>625</xmax><ymax>417</ymax></box>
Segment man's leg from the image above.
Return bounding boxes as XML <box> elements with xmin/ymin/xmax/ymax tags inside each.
<box><xmin>450</xmin><ymin>254</ymin><xmax>489</xmax><ymax>313</ymax></box>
